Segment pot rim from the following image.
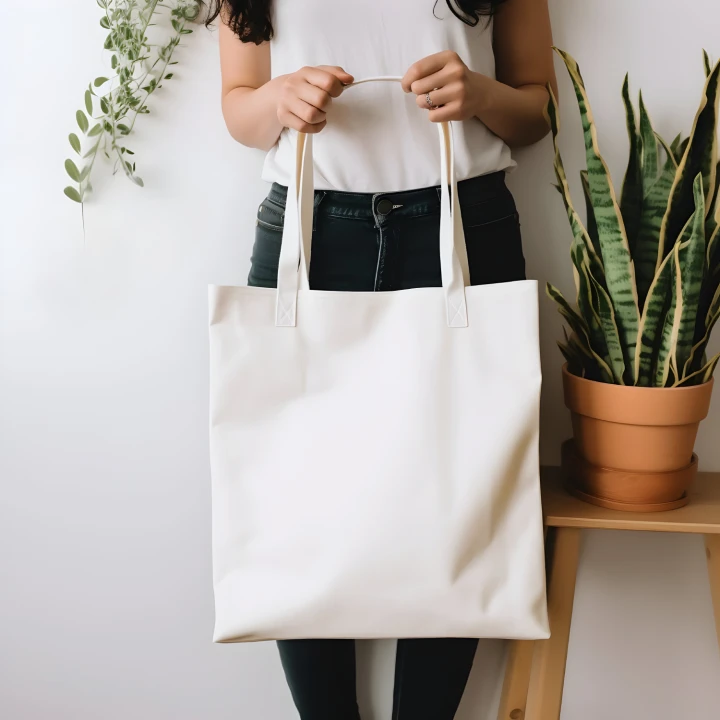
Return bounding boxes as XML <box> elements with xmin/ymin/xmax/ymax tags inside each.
<box><xmin>562</xmin><ymin>363</ymin><xmax>714</xmax><ymax>394</ymax></box>
<box><xmin>562</xmin><ymin>363</ymin><xmax>714</xmax><ymax>426</ymax></box>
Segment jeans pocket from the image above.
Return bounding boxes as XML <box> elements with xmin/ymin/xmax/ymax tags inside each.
<box><xmin>248</xmin><ymin>216</ymin><xmax>283</xmax><ymax>288</ymax></box>
<box><xmin>464</xmin><ymin>211</ymin><xmax>526</xmax><ymax>285</ymax></box>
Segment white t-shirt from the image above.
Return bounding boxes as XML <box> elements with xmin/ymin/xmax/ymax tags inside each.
<box><xmin>261</xmin><ymin>0</ymin><xmax>515</xmax><ymax>192</ymax></box>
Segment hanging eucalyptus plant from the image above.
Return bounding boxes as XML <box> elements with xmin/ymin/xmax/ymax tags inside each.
<box><xmin>64</xmin><ymin>0</ymin><xmax>201</xmax><ymax>204</ymax></box>
<box><xmin>547</xmin><ymin>49</ymin><xmax>720</xmax><ymax>388</ymax></box>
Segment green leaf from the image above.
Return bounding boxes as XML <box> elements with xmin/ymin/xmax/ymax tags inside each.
<box><xmin>546</xmin><ymin>282</ymin><xmax>614</xmax><ymax>382</ymax></box>
<box><xmin>88</xmin><ymin>123</ymin><xmax>103</xmax><ymax>137</ymax></box>
<box><xmin>587</xmin><ymin>263</ymin><xmax>626</xmax><ymax>383</ymax></box>
<box><xmin>659</xmin><ymin>60</ymin><xmax>720</xmax><ymax>262</ymax></box>
<box><xmin>639</xmin><ymin>91</ymin><xmax>659</xmax><ymax>197</ymax></box>
<box><xmin>571</xmin><ymin>241</ymin><xmax>616</xmax><ymax>377</ymax></box>
<box><xmin>554</xmin><ymin>48</ymin><xmax>640</xmax><ymax>376</ymax></box>
<box><xmin>634</xmin><ymin>250</ymin><xmax>674</xmax><ymax>385</ymax></box>
<box><xmin>64</xmin><ymin>159</ymin><xmax>81</xmax><ymax>182</ymax></box>
<box><xmin>100</xmin><ymin>97</ymin><xmax>109</xmax><ymax>114</ymax></box>
<box><xmin>580</xmin><ymin>171</ymin><xmax>601</xmax><ymax>258</ymax></box>
<box><xmin>656</xmin><ymin>176</ymin><xmax>706</xmax><ymax>385</ymax></box>
<box><xmin>675</xmin><ymin>137</ymin><xmax>691</xmax><ymax>164</ymax></box>
<box><xmin>69</xmin><ymin>133</ymin><xmax>81</xmax><ymax>154</ymax></box>
<box><xmin>117</xmin><ymin>123</ymin><xmax>130</xmax><ymax>135</ymax></box>
<box><xmin>676</xmin><ymin>352</ymin><xmax>719</xmax><ymax>386</ymax></box>
<box><xmin>76</xmin><ymin>110</ymin><xmax>89</xmax><ymax>134</ymax></box>
<box><xmin>94</xmin><ymin>76</ymin><xmax>109</xmax><ymax>87</ymax></box>
<box><xmin>674</xmin><ymin>176</ymin><xmax>707</xmax><ymax>378</ymax></box>
<box><xmin>545</xmin><ymin>86</ymin><xmax>606</xmax><ymax>291</ymax></box>
<box><xmin>704</xmin><ymin>50</ymin><xmax>713</xmax><ymax>78</ymax></box>
<box><xmin>619</xmin><ymin>75</ymin><xmax>643</xmax><ymax>254</ymax></box>
<box><xmin>111</xmin><ymin>54</ymin><xmax>118</xmax><ymax>69</ymax></box>
<box><xmin>670</xmin><ymin>133</ymin><xmax>683</xmax><ymax>159</ymax></box>
<box><xmin>164</xmin><ymin>73</ymin><xmax>174</xmax><ymax>80</ymax></box>
<box><xmin>85</xmin><ymin>90</ymin><xmax>93</xmax><ymax>115</ymax></box>
<box><xmin>64</xmin><ymin>186</ymin><xmax>82</xmax><ymax>203</ymax></box>
<box><xmin>655</xmin><ymin>245</ymin><xmax>680</xmax><ymax>387</ymax></box>
<box><xmin>687</xmin><ymin>280</ymin><xmax>720</xmax><ymax>375</ymax></box>
<box><xmin>634</xmin><ymin>138</ymin><xmax>680</xmax><ymax>308</ymax></box>
<box><xmin>79</xmin><ymin>165</ymin><xmax>92</xmax><ymax>182</ymax></box>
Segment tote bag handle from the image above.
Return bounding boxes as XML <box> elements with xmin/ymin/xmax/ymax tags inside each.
<box><xmin>275</xmin><ymin>76</ymin><xmax>469</xmax><ymax>329</ymax></box>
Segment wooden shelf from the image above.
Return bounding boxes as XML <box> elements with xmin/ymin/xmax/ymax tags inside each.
<box><xmin>541</xmin><ymin>466</ymin><xmax>720</xmax><ymax>534</ymax></box>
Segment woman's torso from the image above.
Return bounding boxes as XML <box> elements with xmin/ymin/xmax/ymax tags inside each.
<box><xmin>262</xmin><ymin>0</ymin><xmax>516</xmax><ymax>193</ymax></box>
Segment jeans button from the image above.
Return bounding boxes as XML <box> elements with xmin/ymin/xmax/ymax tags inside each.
<box><xmin>376</xmin><ymin>198</ymin><xmax>393</xmax><ymax>215</ymax></box>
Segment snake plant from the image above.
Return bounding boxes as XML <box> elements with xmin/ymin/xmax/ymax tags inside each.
<box><xmin>547</xmin><ymin>49</ymin><xmax>720</xmax><ymax>387</ymax></box>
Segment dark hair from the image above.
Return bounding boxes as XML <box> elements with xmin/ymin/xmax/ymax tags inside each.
<box><xmin>205</xmin><ymin>1</ymin><xmax>505</xmax><ymax>44</ymax></box>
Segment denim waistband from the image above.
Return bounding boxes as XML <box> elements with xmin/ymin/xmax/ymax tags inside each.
<box><xmin>267</xmin><ymin>171</ymin><xmax>508</xmax><ymax>222</ymax></box>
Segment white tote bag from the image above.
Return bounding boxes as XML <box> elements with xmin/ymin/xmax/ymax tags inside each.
<box><xmin>209</xmin><ymin>78</ymin><xmax>548</xmax><ymax>643</ymax></box>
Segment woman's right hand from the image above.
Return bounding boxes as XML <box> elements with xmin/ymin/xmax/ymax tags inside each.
<box><xmin>276</xmin><ymin>66</ymin><xmax>354</xmax><ymax>134</ymax></box>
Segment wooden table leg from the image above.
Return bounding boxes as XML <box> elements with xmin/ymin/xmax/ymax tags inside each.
<box><xmin>497</xmin><ymin>640</ymin><xmax>536</xmax><ymax>720</ymax></box>
<box><xmin>705</xmin><ymin>535</ymin><xmax>720</xmax><ymax>652</ymax></box>
<box><xmin>525</xmin><ymin>527</ymin><xmax>582</xmax><ymax>720</ymax></box>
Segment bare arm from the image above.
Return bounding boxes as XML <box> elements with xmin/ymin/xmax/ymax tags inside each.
<box><xmin>402</xmin><ymin>0</ymin><xmax>557</xmax><ymax>149</ymax></box>
<box><xmin>482</xmin><ymin>0</ymin><xmax>558</xmax><ymax>146</ymax></box>
<box><xmin>219</xmin><ymin>21</ymin><xmax>353</xmax><ymax>151</ymax></box>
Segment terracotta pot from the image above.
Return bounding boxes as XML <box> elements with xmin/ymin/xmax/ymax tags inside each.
<box><xmin>562</xmin><ymin>364</ymin><xmax>713</xmax><ymax>509</ymax></box>
<box><xmin>561</xmin><ymin>440</ymin><xmax>696</xmax><ymax>511</ymax></box>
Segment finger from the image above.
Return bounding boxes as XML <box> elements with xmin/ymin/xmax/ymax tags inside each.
<box><xmin>401</xmin><ymin>51</ymin><xmax>453</xmax><ymax>92</ymax></box>
<box><xmin>284</xmin><ymin>96</ymin><xmax>327</xmax><ymax>126</ymax></box>
<box><xmin>296</xmin><ymin>81</ymin><xmax>333</xmax><ymax>112</ymax></box>
<box><xmin>409</xmin><ymin>67</ymin><xmax>455</xmax><ymax>97</ymax></box>
<box><xmin>425</xmin><ymin>101</ymin><xmax>461</xmax><ymax>123</ymax></box>
<box><xmin>416</xmin><ymin>84</ymin><xmax>458</xmax><ymax>110</ymax></box>
<box><xmin>302</xmin><ymin>67</ymin><xmax>350</xmax><ymax>99</ymax></box>
<box><xmin>317</xmin><ymin>65</ymin><xmax>355</xmax><ymax>89</ymax></box>
<box><xmin>284</xmin><ymin>112</ymin><xmax>328</xmax><ymax>134</ymax></box>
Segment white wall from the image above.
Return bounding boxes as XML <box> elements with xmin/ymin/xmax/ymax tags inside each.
<box><xmin>1</xmin><ymin>1</ymin><xmax>719</xmax><ymax>718</ymax></box>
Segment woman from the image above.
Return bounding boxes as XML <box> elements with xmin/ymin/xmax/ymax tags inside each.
<box><xmin>207</xmin><ymin>1</ymin><xmax>556</xmax><ymax>718</ymax></box>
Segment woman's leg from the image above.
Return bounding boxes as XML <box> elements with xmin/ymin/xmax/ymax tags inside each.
<box><xmin>278</xmin><ymin>640</ymin><xmax>361</xmax><ymax>720</ymax></box>
<box><xmin>392</xmin><ymin>638</ymin><xmax>479</xmax><ymax>720</ymax></box>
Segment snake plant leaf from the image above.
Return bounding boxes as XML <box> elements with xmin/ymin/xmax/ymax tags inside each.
<box><xmin>674</xmin><ymin>137</ymin><xmax>691</xmax><ymax>165</ymax></box>
<box><xmin>554</xmin><ymin>48</ymin><xmax>640</xmax><ymax>365</ymax></box>
<box><xmin>676</xmin><ymin>352</ymin><xmax>719</xmax><ymax>386</ymax></box>
<box><xmin>580</xmin><ymin>171</ymin><xmax>601</xmax><ymax>258</ymax></box>
<box><xmin>673</xmin><ymin>175</ymin><xmax>706</xmax><ymax>377</ymax></box>
<box><xmin>546</xmin><ymin>283</ymin><xmax>614</xmax><ymax>383</ymax></box>
<box><xmin>634</xmin><ymin>250</ymin><xmax>673</xmax><ymax>385</ymax></box>
<box><xmin>655</xmin><ymin>133</ymin><xmax>679</xmax><ymax>172</ymax></box>
<box><xmin>587</xmin><ymin>269</ymin><xmax>626</xmax><ymax>383</ymax></box>
<box><xmin>634</xmin><ymin>137</ymin><xmax>683</xmax><ymax>307</ymax></box>
<box><xmin>686</xmin><ymin>282</ymin><xmax>720</xmax><ymax>375</ymax></box>
<box><xmin>545</xmin><ymin>85</ymin><xmax>605</xmax><ymax>279</ymax></box>
<box><xmin>695</xmin><ymin>220</ymin><xmax>720</xmax><ymax>344</ymax></box>
<box><xmin>706</xmin><ymin>160</ymin><xmax>720</xmax><ymax>239</ymax></box>
<box><xmin>571</xmin><ymin>240</ymin><xmax>619</xmax><ymax>378</ymax></box>
<box><xmin>670</xmin><ymin>133</ymin><xmax>684</xmax><ymax>160</ymax></box>
<box><xmin>659</xmin><ymin>60</ymin><xmax>720</xmax><ymax>262</ymax></box>
<box><xmin>655</xmin><ymin>243</ymin><xmax>680</xmax><ymax>387</ymax></box>
<box><xmin>704</xmin><ymin>50</ymin><xmax>713</xmax><ymax>78</ymax></box>
<box><xmin>656</xmin><ymin>178</ymin><xmax>706</xmax><ymax>385</ymax></box>
<box><xmin>620</xmin><ymin>75</ymin><xmax>643</xmax><ymax>252</ymax></box>
<box><xmin>639</xmin><ymin>91</ymin><xmax>659</xmax><ymax>197</ymax></box>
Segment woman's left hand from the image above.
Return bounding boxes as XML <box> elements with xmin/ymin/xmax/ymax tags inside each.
<box><xmin>402</xmin><ymin>51</ymin><xmax>487</xmax><ymax>122</ymax></box>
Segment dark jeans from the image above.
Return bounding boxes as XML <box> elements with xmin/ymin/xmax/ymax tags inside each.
<box><xmin>247</xmin><ymin>172</ymin><xmax>526</xmax><ymax>720</ymax></box>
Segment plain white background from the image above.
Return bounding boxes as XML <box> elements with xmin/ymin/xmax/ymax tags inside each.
<box><xmin>1</xmin><ymin>1</ymin><xmax>719</xmax><ymax>718</ymax></box>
